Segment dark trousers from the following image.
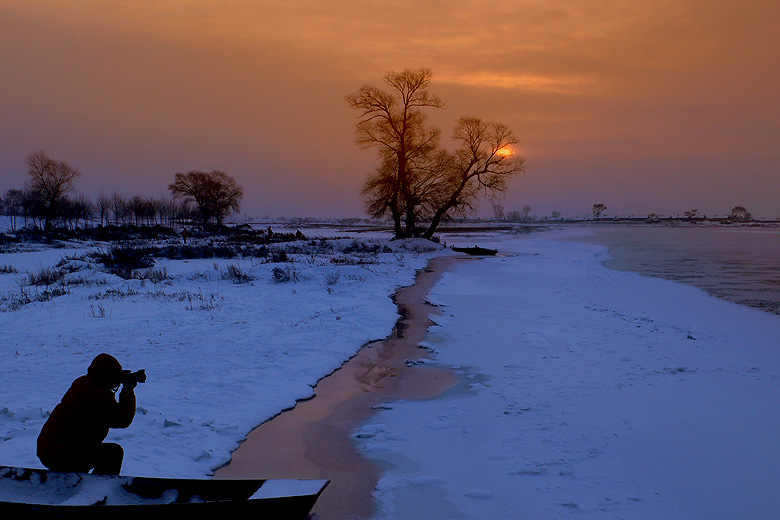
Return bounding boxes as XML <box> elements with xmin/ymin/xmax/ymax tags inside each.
<box><xmin>92</xmin><ymin>442</ymin><xmax>124</xmax><ymax>475</ymax></box>
<box><xmin>40</xmin><ymin>442</ymin><xmax>124</xmax><ymax>475</ymax></box>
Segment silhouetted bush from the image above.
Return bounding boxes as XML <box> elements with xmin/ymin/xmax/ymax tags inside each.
<box><xmin>27</xmin><ymin>267</ymin><xmax>67</xmax><ymax>286</ymax></box>
<box><xmin>96</xmin><ymin>246</ymin><xmax>156</xmax><ymax>279</ymax></box>
<box><xmin>223</xmin><ymin>264</ymin><xmax>254</xmax><ymax>284</ymax></box>
<box><xmin>272</xmin><ymin>266</ymin><xmax>297</xmax><ymax>283</ymax></box>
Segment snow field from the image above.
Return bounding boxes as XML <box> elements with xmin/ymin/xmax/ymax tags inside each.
<box><xmin>3</xmin><ymin>224</ymin><xmax>779</xmax><ymax>519</ymax></box>
<box><xmin>356</xmin><ymin>230</ymin><xmax>780</xmax><ymax>520</ymax></box>
<box><xmin>0</xmin><ymin>234</ymin><xmax>440</xmax><ymax>478</ymax></box>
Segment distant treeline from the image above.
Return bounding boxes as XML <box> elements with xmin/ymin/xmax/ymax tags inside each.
<box><xmin>1</xmin><ymin>189</ymin><xmax>195</xmax><ymax>232</ymax></box>
<box><xmin>2</xmin><ymin>150</ymin><xmax>244</xmax><ymax>232</ymax></box>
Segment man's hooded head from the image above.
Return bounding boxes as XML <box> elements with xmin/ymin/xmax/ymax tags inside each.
<box><xmin>87</xmin><ymin>353</ymin><xmax>123</xmax><ymax>389</ymax></box>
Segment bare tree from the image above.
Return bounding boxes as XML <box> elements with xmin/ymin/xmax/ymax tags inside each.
<box><xmin>71</xmin><ymin>195</ymin><xmax>94</xmax><ymax>229</ymax></box>
<box><xmin>25</xmin><ymin>150</ymin><xmax>81</xmax><ymax>231</ymax></box>
<box><xmin>96</xmin><ymin>193</ymin><xmax>112</xmax><ymax>227</ymax></box>
<box><xmin>157</xmin><ymin>198</ymin><xmax>180</xmax><ymax>227</ymax></box>
<box><xmin>347</xmin><ymin>68</ymin><xmax>444</xmax><ymax>238</ymax></box>
<box><xmin>130</xmin><ymin>195</ymin><xmax>157</xmax><ymax>226</ymax></box>
<box><xmin>19</xmin><ymin>189</ymin><xmax>44</xmax><ymax>227</ymax></box>
<box><xmin>593</xmin><ymin>203</ymin><xmax>607</xmax><ymax>221</ymax></box>
<box><xmin>3</xmin><ymin>189</ymin><xmax>24</xmax><ymax>231</ymax></box>
<box><xmin>168</xmin><ymin>170</ymin><xmax>243</xmax><ymax>225</ymax></box>
<box><xmin>111</xmin><ymin>193</ymin><xmax>129</xmax><ymax>225</ymax></box>
<box><xmin>348</xmin><ymin>70</ymin><xmax>524</xmax><ymax>239</ymax></box>
<box><xmin>492</xmin><ymin>202</ymin><xmax>505</xmax><ymax>221</ymax></box>
<box><xmin>421</xmin><ymin>117</ymin><xmax>524</xmax><ymax>238</ymax></box>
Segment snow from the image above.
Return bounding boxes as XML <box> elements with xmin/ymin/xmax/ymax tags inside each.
<box><xmin>2</xmin><ymin>223</ymin><xmax>779</xmax><ymax>519</ymax></box>
<box><xmin>250</xmin><ymin>479</ymin><xmax>330</xmax><ymax>499</ymax></box>
<box><xmin>356</xmin><ymin>229</ymin><xmax>780</xmax><ymax>519</ymax></box>
<box><xmin>0</xmin><ymin>228</ymin><xmax>440</xmax><ymax>479</ymax></box>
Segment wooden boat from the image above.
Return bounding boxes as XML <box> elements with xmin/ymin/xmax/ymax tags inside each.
<box><xmin>451</xmin><ymin>246</ymin><xmax>498</xmax><ymax>256</ymax></box>
<box><xmin>0</xmin><ymin>465</ymin><xmax>328</xmax><ymax>519</ymax></box>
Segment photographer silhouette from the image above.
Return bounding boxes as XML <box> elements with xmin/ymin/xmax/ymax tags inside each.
<box><xmin>37</xmin><ymin>353</ymin><xmax>143</xmax><ymax>475</ymax></box>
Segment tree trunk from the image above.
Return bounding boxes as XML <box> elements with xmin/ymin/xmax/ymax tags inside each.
<box><xmin>389</xmin><ymin>192</ymin><xmax>403</xmax><ymax>239</ymax></box>
<box><xmin>422</xmin><ymin>178</ymin><xmax>467</xmax><ymax>239</ymax></box>
<box><xmin>422</xmin><ymin>207</ymin><xmax>447</xmax><ymax>239</ymax></box>
<box><xmin>404</xmin><ymin>204</ymin><xmax>417</xmax><ymax>237</ymax></box>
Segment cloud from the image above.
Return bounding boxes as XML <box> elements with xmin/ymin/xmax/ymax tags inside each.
<box><xmin>1</xmin><ymin>0</ymin><xmax>778</xmax><ymax>218</ymax></box>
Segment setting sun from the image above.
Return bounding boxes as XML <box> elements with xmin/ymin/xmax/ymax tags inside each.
<box><xmin>497</xmin><ymin>146</ymin><xmax>514</xmax><ymax>157</ymax></box>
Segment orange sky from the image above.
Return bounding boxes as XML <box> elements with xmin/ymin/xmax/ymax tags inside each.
<box><xmin>1</xmin><ymin>0</ymin><xmax>778</xmax><ymax>219</ymax></box>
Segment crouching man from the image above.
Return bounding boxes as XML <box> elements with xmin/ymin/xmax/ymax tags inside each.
<box><xmin>37</xmin><ymin>353</ymin><xmax>142</xmax><ymax>475</ymax></box>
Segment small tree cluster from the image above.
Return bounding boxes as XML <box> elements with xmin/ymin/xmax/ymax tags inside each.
<box><xmin>168</xmin><ymin>171</ymin><xmax>243</xmax><ymax>226</ymax></box>
<box><xmin>730</xmin><ymin>206</ymin><xmax>752</xmax><ymax>222</ymax></box>
<box><xmin>2</xmin><ymin>151</ymin><xmax>244</xmax><ymax>232</ymax></box>
<box><xmin>97</xmin><ymin>192</ymin><xmax>193</xmax><ymax>228</ymax></box>
<box><xmin>2</xmin><ymin>188</ymin><xmax>194</xmax><ymax>232</ymax></box>
<box><xmin>490</xmin><ymin>203</ymin><xmax>562</xmax><ymax>222</ymax></box>
<box><xmin>8</xmin><ymin>150</ymin><xmax>82</xmax><ymax>232</ymax></box>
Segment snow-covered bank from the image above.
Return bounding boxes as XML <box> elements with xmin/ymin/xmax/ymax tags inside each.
<box><xmin>357</xmin><ymin>229</ymin><xmax>780</xmax><ymax>519</ymax></box>
<box><xmin>0</xmin><ymin>234</ymin><xmax>442</xmax><ymax>478</ymax></box>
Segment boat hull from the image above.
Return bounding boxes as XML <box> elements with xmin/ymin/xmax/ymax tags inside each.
<box><xmin>0</xmin><ymin>466</ymin><xmax>328</xmax><ymax>519</ymax></box>
<box><xmin>451</xmin><ymin>246</ymin><xmax>498</xmax><ymax>256</ymax></box>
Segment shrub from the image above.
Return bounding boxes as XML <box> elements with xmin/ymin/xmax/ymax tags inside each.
<box><xmin>157</xmin><ymin>243</ymin><xmax>239</xmax><ymax>260</ymax></box>
<box><xmin>330</xmin><ymin>255</ymin><xmax>378</xmax><ymax>266</ymax></box>
<box><xmin>97</xmin><ymin>246</ymin><xmax>156</xmax><ymax>279</ymax></box>
<box><xmin>1</xmin><ymin>286</ymin><xmax>70</xmax><ymax>312</ymax></box>
<box><xmin>272</xmin><ymin>266</ymin><xmax>297</xmax><ymax>283</ymax></box>
<box><xmin>343</xmin><ymin>240</ymin><xmax>381</xmax><ymax>254</ymax></box>
<box><xmin>27</xmin><ymin>267</ymin><xmax>66</xmax><ymax>286</ymax></box>
<box><xmin>269</xmin><ymin>250</ymin><xmax>289</xmax><ymax>263</ymax></box>
<box><xmin>136</xmin><ymin>267</ymin><xmax>170</xmax><ymax>283</ymax></box>
<box><xmin>223</xmin><ymin>264</ymin><xmax>254</xmax><ymax>284</ymax></box>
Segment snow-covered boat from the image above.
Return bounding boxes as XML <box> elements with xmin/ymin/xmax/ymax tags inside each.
<box><xmin>451</xmin><ymin>246</ymin><xmax>498</xmax><ymax>256</ymax></box>
<box><xmin>0</xmin><ymin>466</ymin><xmax>328</xmax><ymax>519</ymax></box>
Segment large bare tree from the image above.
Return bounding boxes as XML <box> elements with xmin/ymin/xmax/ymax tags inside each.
<box><xmin>25</xmin><ymin>150</ymin><xmax>81</xmax><ymax>231</ymax></box>
<box><xmin>168</xmin><ymin>170</ymin><xmax>243</xmax><ymax>225</ymax></box>
<box><xmin>420</xmin><ymin>117</ymin><xmax>524</xmax><ymax>238</ymax></box>
<box><xmin>347</xmin><ymin>68</ymin><xmax>444</xmax><ymax>238</ymax></box>
<box><xmin>347</xmin><ymin>70</ymin><xmax>524</xmax><ymax>239</ymax></box>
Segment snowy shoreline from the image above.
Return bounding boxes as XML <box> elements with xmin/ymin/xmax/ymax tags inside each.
<box><xmin>357</xmin><ymin>228</ymin><xmax>780</xmax><ymax>519</ymax></box>
<box><xmin>2</xmin><ymin>225</ymin><xmax>779</xmax><ymax>519</ymax></box>
<box><xmin>216</xmin><ymin>254</ymin><xmax>459</xmax><ymax>520</ymax></box>
<box><xmin>0</xmin><ymin>228</ymin><xmax>444</xmax><ymax>479</ymax></box>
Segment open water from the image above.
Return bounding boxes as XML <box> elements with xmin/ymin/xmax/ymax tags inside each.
<box><xmin>579</xmin><ymin>225</ymin><xmax>780</xmax><ymax>316</ymax></box>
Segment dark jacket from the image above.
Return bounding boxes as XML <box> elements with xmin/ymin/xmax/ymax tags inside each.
<box><xmin>37</xmin><ymin>354</ymin><xmax>136</xmax><ymax>472</ymax></box>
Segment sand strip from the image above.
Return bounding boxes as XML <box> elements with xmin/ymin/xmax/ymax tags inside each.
<box><xmin>214</xmin><ymin>255</ymin><xmax>459</xmax><ymax>519</ymax></box>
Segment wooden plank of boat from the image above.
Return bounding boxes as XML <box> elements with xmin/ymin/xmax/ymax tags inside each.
<box><xmin>451</xmin><ymin>246</ymin><xmax>498</xmax><ymax>256</ymax></box>
<box><xmin>0</xmin><ymin>466</ymin><xmax>328</xmax><ymax>519</ymax></box>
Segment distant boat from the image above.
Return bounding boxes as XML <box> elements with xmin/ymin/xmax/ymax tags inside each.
<box><xmin>0</xmin><ymin>465</ymin><xmax>328</xmax><ymax>519</ymax></box>
<box><xmin>451</xmin><ymin>246</ymin><xmax>498</xmax><ymax>256</ymax></box>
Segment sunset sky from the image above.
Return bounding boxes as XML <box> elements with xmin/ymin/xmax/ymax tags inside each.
<box><xmin>1</xmin><ymin>1</ymin><xmax>778</xmax><ymax>219</ymax></box>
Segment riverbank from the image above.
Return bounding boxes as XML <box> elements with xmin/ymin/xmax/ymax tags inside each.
<box><xmin>3</xmin><ymin>226</ymin><xmax>778</xmax><ymax>518</ymax></box>
<box><xmin>215</xmin><ymin>255</ymin><xmax>459</xmax><ymax>519</ymax></box>
<box><xmin>0</xmin><ymin>235</ymin><xmax>441</xmax><ymax>480</ymax></box>
<box><xmin>574</xmin><ymin>225</ymin><xmax>780</xmax><ymax>316</ymax></box>
<box><xmin>355</xmin><ymin>229</ymin><xmax>780</xmax><ymax>519</ymax></box>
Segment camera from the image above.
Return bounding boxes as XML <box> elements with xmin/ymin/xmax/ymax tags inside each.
<box><xmin>122</xmin><ymin>369</ymin><xmax>146</xmax><ymax>385</ymax></box>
